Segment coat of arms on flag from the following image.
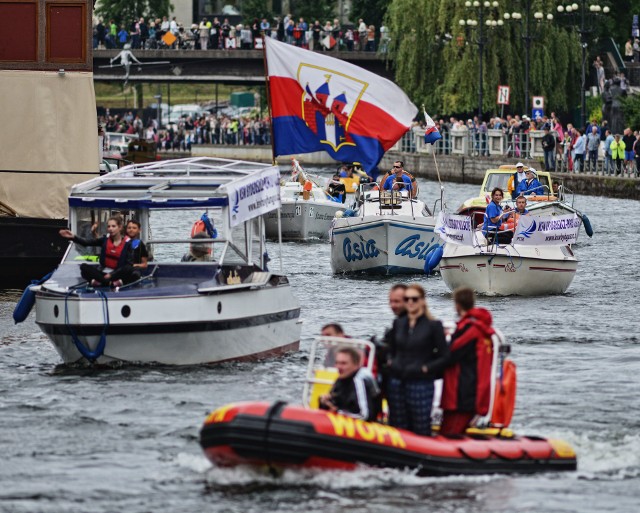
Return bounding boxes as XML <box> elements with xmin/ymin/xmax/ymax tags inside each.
<box><xmin>300</xmin><ymin>66</ymin><xmax>367</xmax><ymax>152</ymax></box>
<box><xmin>264</xmin><ymin>37</ymin><xmax>418</xmax><ymax>172</ymax></box>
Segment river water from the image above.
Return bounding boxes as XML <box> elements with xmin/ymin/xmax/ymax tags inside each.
<box><xmin>1</xmin><ymin>171</ymin><xmax>639</xmax><ymax>513</ymax></box>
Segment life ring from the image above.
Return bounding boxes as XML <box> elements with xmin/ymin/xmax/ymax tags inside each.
<box><xmin>526</xmin><ymin>195</ymin><xmax>557</xmax><ymax>202</ymax></box>
<box><xmin>379</xmin><ymin>170</ymin><xmax>419</xmax><ymax>197</ymax></box>
<box><xmin>491</xmin><ymin>359</ymin><xmax>517</xmax><ymax>428</ymax></box>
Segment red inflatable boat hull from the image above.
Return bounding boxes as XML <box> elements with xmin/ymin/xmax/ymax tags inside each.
<box><xmin>199</xmin><ymin>402</ymin><xmax>577</xmax><ymax>476</ymax></box>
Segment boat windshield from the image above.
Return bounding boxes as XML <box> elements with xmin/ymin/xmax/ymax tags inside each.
<box><xmin>484</xmin><ymin>172</ymin><xmax>551</xmax><ymax>195</ymax></box>
<box><xmin>64</xmin><ymin>206</ymin><xmax>263</xmax><ymax>267</ymax></box>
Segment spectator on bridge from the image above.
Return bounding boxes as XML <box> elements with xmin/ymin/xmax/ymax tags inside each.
<box><xmin>199</xmin><ymin>18</ymin><xmax>211</xmax><ymax>50</ymax></box>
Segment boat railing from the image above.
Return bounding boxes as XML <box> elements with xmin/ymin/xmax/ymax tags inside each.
<box><xmin>303</xmin><ymin>336</ymin><xmax>376</xmax><ymax>409</ymax></box>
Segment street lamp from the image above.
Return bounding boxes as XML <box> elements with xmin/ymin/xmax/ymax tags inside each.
<box><xmin>504</xmin><ymin>2</ymin><xmax>553</xmax><ymax>117</ymax></box>
<box><xmin>557</xmin><ymin>2</ymin><xmax>610</xmax><ymax>128</ymax></box>
<box><xmin>459</xmin><ymin>0</ymin><xmax>504</xmax><ymax>120</ymax></box>
<box><xmin>153</xmin><ymin>93</ymin><xmax>162</xmax><ymax>127</ymax></box>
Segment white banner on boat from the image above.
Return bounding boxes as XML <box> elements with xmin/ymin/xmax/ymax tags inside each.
<box><xmin>435</xmin><ymin>212</ymin><xmax>474</xmax><ymax>246</ymax></box>
<box><xmin>225</xmin><ymin>166</ymin><xmax>281</xmax><ymax>227</ymax></box>
<box><xmin>513</xmin><ymin>213</ymin><xmax>581</xmax><ymax>246</ymax></box>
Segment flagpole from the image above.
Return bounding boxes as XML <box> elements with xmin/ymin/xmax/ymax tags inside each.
<box><xmin>423</xmin><ymin>104</ymin><xmax>445</xmax><ymax>212</ymax></box>
<box><xmin>262</xmin><ymin>37</ymin><xmax>283</xmax><ymax>272</ymax></box>
<box><xmin>261</xmin><ymin>36</ymin><xmax>277</xmax><ymax>166</ymax></box>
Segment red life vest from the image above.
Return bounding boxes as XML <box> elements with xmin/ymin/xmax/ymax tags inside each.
<box><xmin>104</xmin><ymin>235</ymin><xmax>129</xmax><ymax>269</ymax></box>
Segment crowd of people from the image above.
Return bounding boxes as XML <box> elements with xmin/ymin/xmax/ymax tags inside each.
<box><xmin>418</xmin><ymin>95</ymin><xmax>639</xmax><ymax>177</ymax></box>
<box><xmin>100</xmin><ymin>111</ymin><xmax>271</xmax><ymax>152</ymax></box>
<box><xmin>319</xmin><ymin>284</ymin><xmax>496</xmax><ymax>436</ymax></box>
<box><xmin>93</xmin><ymin>14</ymin><xmax>389</xmax><ymax>53</ymax></box>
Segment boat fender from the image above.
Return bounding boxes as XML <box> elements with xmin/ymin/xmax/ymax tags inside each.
<box><xmin>13</xmin><ymin>272</ymin><xmax>52</xmax><ymax>324</ymax></box>
<box><xmin>490</xmin><ymin>359</ymin><xmax>517</xmax><ymax>428</ymax></box>
<box><xmin>581</xmin><ymin>213</ymin><xmax>593</xmax><ymax>238</ymax></box>
<box><xmin>424</xmin><ymin>245</ymin><xmax>444</xmax><ymax>275</ymax></box>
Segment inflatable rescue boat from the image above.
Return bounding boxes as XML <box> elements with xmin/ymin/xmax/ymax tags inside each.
<box><xmin>199</xmin><ymin>335</ymin><xmax>577</xmax><ymax>476</ymax></box>
<box><xmin>199</xmin><ymin>401</ymin><xmax>576</xmax><ymax>476</ymax></box>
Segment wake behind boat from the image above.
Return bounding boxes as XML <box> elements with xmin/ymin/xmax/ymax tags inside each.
<box><xmin>330</xmin><ymin>185</ymin><xmax>441</xmax><ymax>274</ymax></box>
<box><xmin>31</xmin><ymin>157</ymin><xmax>301</xmax><ymax>365</ymax></box>
<box><xmin>200</xmin><ymin>336</ymin><xmax>577</xmax><ymax>476</ymax></box>
<box><xmin>265</xmin><ymin>159</ymin><xmax>345</xmax><ymax>241</ymax></box>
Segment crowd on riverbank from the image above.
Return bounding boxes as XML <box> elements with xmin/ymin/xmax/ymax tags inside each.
<box><xmin>93</xmin><ymin>14</ymin><xmax>388</xmax><ymax>53</ymax></box>
<box><xmin>100</xmin><ymin>106</ymin><xmax>640</xmax><ymax>177</ymax></box>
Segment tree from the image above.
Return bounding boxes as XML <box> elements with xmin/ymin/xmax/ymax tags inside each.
<box><xmin>290</xmin><ymin>0</ymin><xmax>335</xmax><ymax>25</ymax></box>
<box><xmin>386</xmin><ymin>0</ymin><xmax>581</xmax><ymax>119</ymax></box>
<box><xmin>96</xmin><ymin>0</ymin><xmax>173</xmax><ymax>28</ymax></box>
<box><xmin>351</xmin><ymin>0</ymin><xmax>389</xmax><ymax>31</ymax></box>
<box><xmin>242</xmin><ymin>0</ymin><xmax>272</xmax><ymax>25</ymax></box>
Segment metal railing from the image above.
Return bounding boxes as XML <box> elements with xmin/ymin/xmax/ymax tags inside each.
<box><xmin>394</xmin><ymin>127</ymin><xmax>640</xmax><ymax>178</ymax></box>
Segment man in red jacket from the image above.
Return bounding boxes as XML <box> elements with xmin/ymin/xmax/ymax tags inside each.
<box><xmin>440</xmin><ymin>288</ymin><xmax>495</xmax><ymax>435</ymax></box>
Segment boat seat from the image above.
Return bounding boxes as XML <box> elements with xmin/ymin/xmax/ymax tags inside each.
<box><xmin>244</xmin><ymin>271</ymin><xmax>270</xmax><ymax>284</ymax></box>
<box><xmin>380</xmin><ymin>190</ymin><xmax>403</xmax><ymax>206</ymax></box>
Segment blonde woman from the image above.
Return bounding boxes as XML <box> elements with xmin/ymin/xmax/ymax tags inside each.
<box><xmin>385</xmin><ymin>284</ymin><xmax>449</xmax><ymax>436</ymax></box>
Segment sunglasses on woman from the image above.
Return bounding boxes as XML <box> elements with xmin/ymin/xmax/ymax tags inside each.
<box><xmin>404</xmin><ymin>295</ymin><xmax>421</xmax><ymax>303</ymax></box>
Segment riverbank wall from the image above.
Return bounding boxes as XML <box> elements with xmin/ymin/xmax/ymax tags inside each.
<box><xmin>188</xmin><ymin>145</ymin><xmax>640</xmax><ymax>200</ymax></box>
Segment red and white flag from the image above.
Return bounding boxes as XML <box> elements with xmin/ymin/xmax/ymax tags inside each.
<box><xmin>265</xmin><ymin>37</ymin><xmax>417</xmax><ymax>172</ymax></box>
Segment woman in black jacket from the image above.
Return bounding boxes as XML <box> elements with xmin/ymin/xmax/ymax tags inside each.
<box><xmin>386</xmin><ymin>284</ymin><xmax>449</xmax><ymax>435</ymax></box>
<box><xmin>59</xmin><ymin>215</ymin><xmax>134</xmax><ymax>288</ymax></box>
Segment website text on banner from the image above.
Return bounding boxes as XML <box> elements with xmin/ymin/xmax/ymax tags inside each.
<box><xmin>224</xmin><ymin>166</ymin><xmax>281</xmax><ymax>227</ymax></box>
<box><xmin>264</xmin><ymin>37</ymin><xmax>419</xmax><ymax>173</ymax></box>
<box><xmin>513</xmin><ymin>214</ymin><xmax>581</xmax><ymax>246</ymax></box>
<box><xmin>435</xmin><ymin>212</ymin><xmax>474</xmax><ymax>246</ymax></box>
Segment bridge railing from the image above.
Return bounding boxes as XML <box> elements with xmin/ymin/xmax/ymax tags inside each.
<box><xmin>393</xmin><ymin>127</ymin><xmax>639</xmax><ymax>178</ymax></box>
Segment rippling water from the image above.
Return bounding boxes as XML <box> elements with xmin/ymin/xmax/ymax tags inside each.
<box><xmin>1</xmin><ymin>171</ymin><xmax>639</xmax><ymax>513</ymax></box>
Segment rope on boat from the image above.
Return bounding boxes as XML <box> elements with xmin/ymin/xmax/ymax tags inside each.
<box><xmin>64</xmin><ymin>288</ymin><xmax>110</xmax><ymax>363</ymax></box>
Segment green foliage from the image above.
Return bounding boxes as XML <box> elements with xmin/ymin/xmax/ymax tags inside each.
<box><xmin>586</xmin><ymin>95</ymin><xmax>603</xmax><ymax>123</ymax></box>
<box><xmin>96</xmin><ymin>0</ymin><xmax>173</xmax><ymax>27</ymax></box>
<box><xmin>351</xmin><ymin>0</ymin><xmax>389</xmax><ymax>30</ymax></box>
<box><xmin>387</xmin><ymin>0</ymin><xmax>582</xmax><ymax>119</ymax></box>
<box><xmin>621</xmin><ymin>93</ymin><xmax>640</xmax><ymax>130</ymax></box>
<box><xmin>290</xmin><ymin>0</ymin><xmax>335</xmax><ymax>24</ymax></box>
<box><xmin>242</xmin><ymin>0</ymin><xmax>272</xmax><ymax>25</ymax></box>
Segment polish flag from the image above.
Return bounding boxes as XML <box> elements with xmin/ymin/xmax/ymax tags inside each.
<box><xmin>265</xmin><ymin>37</ymin><xmax>418</xmax><ymax>172</ymax></box>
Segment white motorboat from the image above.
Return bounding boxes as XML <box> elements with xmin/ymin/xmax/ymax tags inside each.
<box><xmin>437</xmin><ymin>212</ymin><xmax>580</xmax><ymax>296</ymax></box>
<box><xmin>265</xmin><ymin>160</ymin><xmax>345</xmax><ymax>241</ymax></box>
<box><xmin>457</xmin><ymin>165</ymin><xmax>593</xmax><ymax>237</ymax></box>
<box><xmin>33</xmin><ymin>157</ymin><xmax>302</xmax><ymax>365</ymax></box>
<box><xmin>330</xmin><ymin>186</ymin><xmax>441</xmax><ymax>274</ymax></box>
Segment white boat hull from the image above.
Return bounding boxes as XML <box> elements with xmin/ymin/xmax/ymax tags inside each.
<box><xmin>265</xmin><ymin>200</ymin><xmax>343</xmax><ymax>241</ymax></box>
<box><xmin>35</xmin><ymin>284</ymin><xmax>301</xmax><ymax>365</ymax></box>
<box><xmin>439</xmin><ymin>244</ymin><xmax>578</xmax><ymax>296</ymax></box>
<box><xmin>330</xmin><ymin>216</ymin><xmax>440</xmax><ymax>274</ymax></box>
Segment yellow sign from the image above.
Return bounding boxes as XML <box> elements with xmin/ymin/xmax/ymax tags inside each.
<box><xmin>162</xmin><ymin>31</ymin><xmax>177</xmax><ymax>47</ymax></box>
<box><xmin>326</xmin><ymin>413</ymin><xmax>406</xmax><ymax>448</ymax></box>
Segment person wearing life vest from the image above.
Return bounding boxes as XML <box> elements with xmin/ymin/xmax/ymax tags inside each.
<box><xmin>326</xmin><ymin>174</ymin><xmax>347</xmax><ymax>203</ymax></box>
<box><xmin>59</xmin><ymin>215</ymin><xmax>135</xmax><ymax>288</ymax></box>
<box><xmin>125</xmin><ymin>219</ymin><xmax>149</xmax><ymax>270</ymax></box>
<box><xmin>383</xmin><ymin>161</ymin><xmax>417</xmax><ymax>197</ymax></box>
<box><xmin>610</xmin><ymin>133</ymin><xmax>626</xmax><ymax>176</ymax></box>
<box><xmin>516</xmin><ymin>168</ymin><xmax>543</xmax><ymax>196</ymax></box>
<box><xmin>440</xmin><ymin>287</ymin><xmax>495</xmax><ymax>435</ymax></box>
<box><xmin>318</xmin><ymin>346</ymin><xmax>381</xmax><ymax>422</ymax></box>
<box><xmin>507</xmin><ymin>162</ymin><xmax>527</xmax><ymax>199</ymax></box>
<box><xmin>482</xmin><ymin>187</ymin><xmax>511</xmax><ymax>243</ymax></box>
<box><xmin>501</xmin><ymin>195</ymin><xmax>529</xmax><ymax>232</ymax></box>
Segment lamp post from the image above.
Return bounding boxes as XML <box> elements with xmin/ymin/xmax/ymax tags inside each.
<box><xmin>153</xmin><ymin>93</ymin><xmax>162</xmax><ymax>128</ymax></box>
<box><xmin>557</xmin><ymin>2</ymin><xmax>610</xmax><ymax>129</ymax></box>
<box><xmin>459</xmin><ymin>1</ymin><xmax>503</xmax><ymax>120</ymax></box>
<box><xmin>504</xmin><ymin>2</ymin><xmax>553</xmax><ymax>117</ymax></box>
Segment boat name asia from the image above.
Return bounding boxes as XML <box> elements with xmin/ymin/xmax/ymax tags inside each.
<box><xmin>343</xmin><ymin>233</ymin><xmax>439</xmax><ymax>263</ymax></box>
